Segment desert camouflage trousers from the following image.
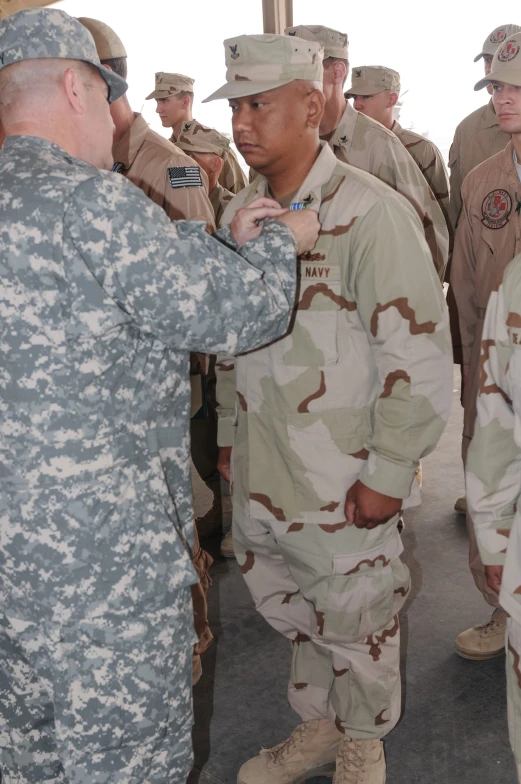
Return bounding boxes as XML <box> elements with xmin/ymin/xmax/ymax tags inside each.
<box><xmin>233</xmin><ymin>503</ymin><xmax>411</xmax><ymax>740</ymax></box>
<box><xmin>507</xmin><ymin>619</ymin><xmax>521</xmax><ymax>783</ymax></box>
<box><xmin>0</xmin><ymin>587</ymin><xmax>195</xmax><ymax>783</ymax></box>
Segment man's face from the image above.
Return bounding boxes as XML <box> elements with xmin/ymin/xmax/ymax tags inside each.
<box><xmin>155</xmin><ymin>95</ymin><xmax>186</xmax><ymax>128</ymax></box>
<box><xmin>352</xmin><ymin>91</ymin><xmax>392</xmax><ymax>125</ymax></box>
<box><xmin>484</xmin><ymin>54</ymin><xmax>494</xmax><ymax>94</ymax></box>
<box><xmin>492</xmin><ymin>81</ymin><xmax>521</xmax><ymax>133</ymax></box>
<box><xmin>83</xmin><ymin>70</ymin><xmax>115</xmax><ymax>169</ymax></box>
<box><xmin>228</xmin><ymin>82</ymin><xmax>319</xmax><ymax>174</ymax></box>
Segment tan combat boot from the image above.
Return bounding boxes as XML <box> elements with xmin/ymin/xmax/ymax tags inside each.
<box><xmin>334</xmin><ymin>738</ymin><xmax>386</xmax><ymax>784</ymax></box>
<box><xmin>220</xmin><ymin>529</ymin><xmax>235</xmax><ymax>559</ymax></box>
<box><xmin>454</xmin><ymin>494</ymin><xmax>467</xmax><ymax>514</ymax></box>
<box><xmin>237</xmin><ymin>719</ymin><xmax>342</xmax><ymax>783</ymax></box>
<box><xmin>455</xmin><ymin>607</ymin><xmax>507</xmax><ymax>660</ymax></box>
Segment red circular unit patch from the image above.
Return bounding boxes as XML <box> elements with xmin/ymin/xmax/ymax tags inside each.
<box><xmin>498</xmin><ymin>40</ymin><xmax>520</xmax><ymax>62</ymax></box>
<box><xmin>490</xmin><ymin>30</ymin><xmax>507</xmax><ymax>44</ymax></box>
<box><xmin>481</xmin><ymin>189</ymin><xmax>512</xmax><ymax>229</ymax></box>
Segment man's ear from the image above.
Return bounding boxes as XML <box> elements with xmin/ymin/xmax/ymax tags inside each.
<box><xmin>388</xmin><ymin>91</ymin><xmax>399</xmax><ymax>108</ymax></box>
<box><xmin>102</xmin><ymin>62</ymin><xmax>114</xmax><ymax>73</ymax></box>
<box><xmin>307</xmin><ymin>88</ymin><xmax>326</xmax><ymax>129</ymax></box>
<box><xmin>213</xmin><ymin>155</ymin><xmax>225</xmax><ymax>176</ymax></box>
<box><xmin>63</xmin><ymin>67</ymin><xmax>86</xmax><ymax>115</ymax></box>
<box><xmin>333</xmin><ymin>60</ymin><xmax>347</xmax><ymax>86</ymax></box>
<box><xmin>182</xmin><ymin>94</ymin><xmax>191</xmax><ymax>110</ymax></box>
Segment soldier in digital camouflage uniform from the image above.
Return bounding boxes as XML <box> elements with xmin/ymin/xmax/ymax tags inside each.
<box><xmin>207</xmin><ymin>32</ymin><xmax>453</xmax><ymax>784</ymax></box>
<box><xmin>147</xmin><ymin>71</ymin><xmax>248</xmax><ymax>195</ymax></box>
<box><xmin>466</xmin><ymin>255</ymin><xmax>521</xmax><ymax>784</ymax></box>
<box><xmin>176</xmin><ymin>120</ymin><xmax>234</xmax><ymax>228</ymax></box>
<box><xmin>0</xmin><ymin>9</ymin><xmax>319</xmax><ymax>782</ymax></box>
<box><xmin>346</xmin><ymin>65</ymin><xmax>450</xmax><ymax>229</ymax></box>
<box><xmin>451</xmin><ymin>33</ymin><xmax>521</xmax><ymax>661</ymax></box>
<box><xmin>284</xmin><ymin>24</ymin><xmax>449</xmax><ymax>281</ymax></box>
<box><xmin>79</xmin><ymin>16</ymin><xmax>216</xmax><ymax>688</ymax></box>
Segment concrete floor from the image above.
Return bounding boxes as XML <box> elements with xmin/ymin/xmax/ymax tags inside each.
<box><xmin>190</xmin><ymin>378</ymin><xmax>516</xmax><ymax>784</ymax></box>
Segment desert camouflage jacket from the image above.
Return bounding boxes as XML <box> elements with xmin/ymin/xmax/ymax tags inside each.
<box><xmin>0</xmin><ymin>135</ymin><xmax>298</xmax><ymax>622</ymax></box>
<box><xmin>217</xmin><ymin>143</ymin><xmax>453</xmax><ymax>527</ymax></box>
<box><xmin>326</xmin><ymin>102</ymin><xmax>449</xmax><ymax>280</ymax></box>
<box><xmin>467</xmin><ymin>256</ymin><xmax>521</xmax><ymax>624</ymax></box>
<box><xmin>210</xmin><ymin>181</ymin><xmax>234</xmax><ymax>229</ymax></box>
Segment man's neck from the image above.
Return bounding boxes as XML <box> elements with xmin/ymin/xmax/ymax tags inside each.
<box><xmin>265</xmin><ymin>142</ymin><xmax>321</xmax><ymax>201</ymax></box>
<box><xmin>512</xmin><ymin>134</ymin><xmax>521</xmax><ymax>165</ymax></box>
<box><xmin>112</xmin><ymin>96</ymin><xmax>135</xmax><ymax>144</ymax></box>
<box><xmin>172</xmin><ymin>112</ymin><xmax>193</xmax><ymax>138</ymax></box>
<box><xmin>320</xmin><ymin>91</ymin><xmax>347</xmax><ymax>137</ymax></box>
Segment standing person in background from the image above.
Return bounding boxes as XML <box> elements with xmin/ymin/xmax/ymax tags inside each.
<box><xmin>451</xmin><ymin>32</ymin><xmax>521</xmax><ymax>661</ymax></box>
<box><xmin>284</xmin><ymin>24</ymin><xmax>449</xmax><ymax>281</ymax></box>
<box><xmin>346</xmin><ymin>65</ymin><xmax>450</xmax><ymax>228</ymax></box>
<box><xmin>147</xmin><ymin>71</ymin><xmax>248</xmax><ymax>194</ymax></box>
<box><xmin>79</xmin><ymin>16</ymin><xmax>217</xmax><ymax>686</ymax></box>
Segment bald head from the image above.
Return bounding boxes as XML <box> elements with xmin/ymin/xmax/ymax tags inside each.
<box><xmin>0</xmin><ymin>58</ymin><xmax>115</xmax><ymax>169</ymax></box>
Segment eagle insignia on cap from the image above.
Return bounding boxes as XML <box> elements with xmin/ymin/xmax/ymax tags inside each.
<box><xmin>498</xmin><ymin>40</ymin><xmax>520</xmax><ymax>62</ymax></box>
<box><xmin>288</xmin><ymin>31</ymin><xmax>296</xmax><ymax>36</ymax></box>
<box><xmin>490</xmin><ymin>30</ymin><xmax>507</xmax><ymax>44</ymax></box>
<box><xmin>355</xmin><ymin>69</ymin><xmax>362</xmax><ymax>77</ymax></box>
<box><xmin>229</xmin><ymin>44</ymin><xmax>240</xmax><ymax>60</ymax></box>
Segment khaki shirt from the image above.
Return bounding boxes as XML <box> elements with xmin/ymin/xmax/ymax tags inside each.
<box><xmin>325</xmin><ymin>102</ymin><xmax>449</xmax><ymax>280</ymax></box>
<box><xmin>451</xmin><ymin>141</ymin><xmax>521</xmax><ymax>440</ymax></box>
<box><xmin>171</xmin><ymin>120</ymin><xmax>248</xmax><ymax>195</ymax></box>
<box><xmin>113</xmin><ymin>113</ymin><xmax>215</xmax><ymax>230</ymax></box>
<box><xmin>217</xmin><ymin>143</ymin><xmax>452</xmax><ymax>540</ymax></box>
<box><xmin>210</xmin><ymin>181</ymin><xmax>234</xmax><ymax>229</ymax></box>
<box><xmin>448</xmin><ymin>100</ymin><xmax>510</xmax><ymax>234</ymax></box>
<box><xmin>391</xmin><ymin>120</ymin><xmax>450</xmax><ymax>228</ymax></box>
<box><xmin>467</xmin><ymin>256</ymin><xmax>521</xmax><ymax>623</ymax></box>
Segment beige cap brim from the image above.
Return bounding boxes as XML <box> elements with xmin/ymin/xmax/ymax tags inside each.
<box><xmin>475</xmin><ymin>68</ymin><xmax>521</xmax><ymax>90</ymax></box>
<box><xmin>345</xmin><ymin>85</ymin><xmax>387</xmax><ymax>97</ymax></box>
<box><xmin>474</xmin><ymin>52</ymin><xmax>486</xmax><ymax>62</ymax></box>
<box><xmin>203</xmin><ymin>77</ymin><xmax>296</xmax><ymax>102</ymax></box>
<box><xmin>145</xmin><ymin>88</ymin><xmax>183</xmax><ymax>100</ymax></box>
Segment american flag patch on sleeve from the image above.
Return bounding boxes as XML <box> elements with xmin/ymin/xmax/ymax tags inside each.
<box><xmin>168</xmin><ymin>166</ymin><xmax>203</xmax><ymax>189</ymax></box>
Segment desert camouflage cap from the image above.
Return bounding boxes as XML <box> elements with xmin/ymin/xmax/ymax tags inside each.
<box><xmin>346</xmin><ymin>65</ymin><xmax>400</xmax><ymax>96</ymax></box>
<box><xmin>203</xmin><ymin>33</ymin><xmax>323</xmax><ymax>103</ymax></box>
<box><xmin>474</xmin><ymin>24</ymin><xmax>521</xmax><ymax>61</ymax></box>
<box><xmin>176</xmin><ymin>120</ymin><xmax>230</xmax><ymax>157</ymax></box>
<box><xmin>475</xmin><ymin>32</ymin><xmax>521</xmax><ymax>90</ymax></box>
<box><xmin>284</xmin><ymin>24</ymin><xmax>348</xmax><ymax>60</ymax></box>
<box><xmin>146</xmin><ymin>72</ymin><xmax>195</xmax><ymax>100</ymax></box>
<box><xmin>0</xmin><ymin>8</ymin><xmax>127</xmax><ymax>103</ymax></box>
<box><xmin>78</xmin><ymin>17</ymin><xmax>127</xmax><ymax>60</ymax></box>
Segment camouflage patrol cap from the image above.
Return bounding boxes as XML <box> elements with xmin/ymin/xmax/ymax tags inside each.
<box><xmin>346</xmin><ymin>65</ymin><xmax>400</xmax><ymax>96</ymax></box>
<box><xmin>474</xmin><ymin>24</ymin><xmax>521</xmax><ymax>61</ymax></box>
<box><xmin>475</xmin><ymin>32</ymin><xmax>521</xmax><ymax>90</ymax></box>
<box><xmin>176</xmin><ymin>120</ymin><xmax>230</xmax><ymax>157</ymax></box>
<box><xmin>203</xmin><ymin>34</ymin><xmax>323</xmax><ymax>103</ymax></box>
<box><xmin>0</xmin><ymin>8</ymin><xmax>127</xmax><ymax>103</ymax></box>
<box><xmin>77</xmin><ymin>17</ymin><xmax>127</xmax><ymax>60</ymax></box>
<box><xmin>146</xmin><ymin>72</ymin><xmax>194</xmax><ymax>100</ymax></box>
<box><xmin>284</xmin><ymin>25</ymin><xmax>348</xmax><ymax>60</ymax></box>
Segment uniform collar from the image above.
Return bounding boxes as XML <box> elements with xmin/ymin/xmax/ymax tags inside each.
<box><xmin>391</xmin><ymin>119</ymin><xmax>403</xmax><ymax>137</ymax></box>
<box><xmin>499</xmin><ymin>140</ymin><xmax>516</xmax><ymax>177</ymax></box>
<box><xmin>327</xmin><ymin>101</ymin><xmax>358</xmax><ymax>156</ymax></box>
<box><xmin>1</xmin><ymin>135</ymin><xmax>93</xmax><ymax>168</ymax></box>
<box><xmin>484</xmin><ymin>99</ymin><xmax>501</xmax><ymax>129</ymax></box>
<box><xmin>252</xmin><ymin>142</ymin><xmax>338</xmax><ymax>212</ymax></box>
<box><xmin>112</xmin><ymin>113</ymin><xmax>149</xmax><ymax>170</ymax></box>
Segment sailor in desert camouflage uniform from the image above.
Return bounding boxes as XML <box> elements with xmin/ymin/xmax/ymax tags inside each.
<box><xmin>284</xmin><ymin>24</ymin><xmax>449</xmax><ymax>280</ymax></box>
<box><xmin>147</xmin><ymin>71</ymin><xmax>248</xmax><ymax>195</ymax></box>
<box><xmin>0</xmin><ymin>9</ymin><xmax>319</xmax><ymax>783</ymax></box>
<box><xmin>176</xmin><ymin>120</ymin><xmax>234</xmax><ymax>227</ymax></box>
<box><xmin>467</xmin><ymin>255</ymin><xmax>521</xmax><ymax>784</ymax></box>
<box><xmin>207</xmin><ymin>32</ymin><xmax>453</xmax><ymax>784</ymax></box>
<box><xmin>346</xmin><ymin>65</ymin><xmax>449</xmax><ymax>229</ymax></box>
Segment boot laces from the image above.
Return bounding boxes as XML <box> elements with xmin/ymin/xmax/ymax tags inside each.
<box><xmin>263</xmin><ymin>721</ymin><xmax>316</xmax><ymax>763</ymax></box>
<box><xmin>476</xmin><ymin>608</ymin><xmax>507</xmax><ymax>634</ymax></box>
<box><xmin>335</xmin><ymin>740</ymin><xmax>365</xmax><ymax>783</ymax></box>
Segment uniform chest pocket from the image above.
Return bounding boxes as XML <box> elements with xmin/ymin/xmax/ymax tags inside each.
<box><xmin>276</xmin><ymin>263</ymin><xmax>345</xmax><ymax>367</ymax></box>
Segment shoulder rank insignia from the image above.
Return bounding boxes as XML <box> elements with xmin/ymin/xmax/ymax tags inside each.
<box><xmin>339</xmin><ymin>135</ymin><xmax>348</xmax><ymax>144</ymax></box>
<box><xmin>168</xmin><ymin>166</ymin><xmax>203</xmax><ymax>189</ymax></box>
